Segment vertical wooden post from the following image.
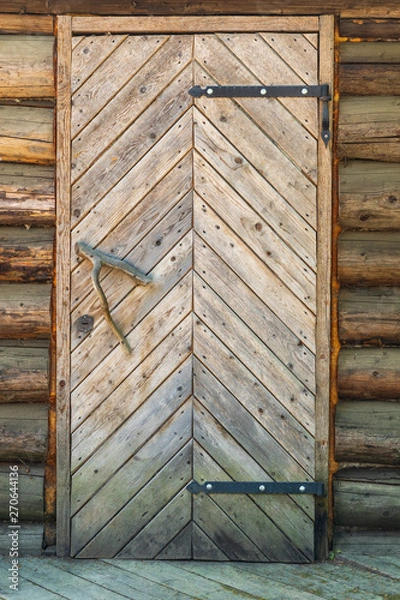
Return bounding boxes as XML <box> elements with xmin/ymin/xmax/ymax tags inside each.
<box><xmin>315</xmin><ymin>13</ymin><xmax>334</xmax><ymax>561</ymax></box>
<box><xmin>55</xmin><ymin>15</ymin><xmax>72</xmax><ymax>558</ymax></box>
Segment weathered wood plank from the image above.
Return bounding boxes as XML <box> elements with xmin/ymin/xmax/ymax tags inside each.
<box><xmin>338</xmin><ymin>97</ymin><xmax>400</xmax><ymax>146</ymax></box>
<box><xmin>0</xmin><ymin>105</ymin><xmax>54</xmax><ymax>164</ymax></box>
<box><xmin>339</xmin><ymin>288</ymin><xmax>400</xmax><ymax>345</ymax></box>
<box><xmin>0</xmin><ymin>403</ymin><xmax>48</xmax><ymax>461</ymax></box>
<box><xmin>0</xmin><ymin>36</ymin><xmax>55</xmax><ymax>98</ymax></box>
<box><xmin>0</xmin><ymin>227</ymin><xmax>53</xmax><ymax>283</ymax></box>
<box><xmin>339</xmin><ymin>64</ymin><xmax>400</xmax><ymax>95</ymax></box>
<box><xmin>340</xmin><ymin>19</ymin><xmax>400</xmax><ymax>40</ymax></box>
<box><xmin>0</xmin><ymin>283</ymin><xmax>51</xmax><ymax>339</ymax></box>
<box><xmin>339</xmin><ymin>162</ymin><xmax>400</xmax><ymax>230</ymax></box>
<box><xmin>0</xmin><ymin>344</ymin><xmax>49</xmax><ymax>402</ymax></box>
<box><xmin>340</xmin><ymin>41</ymin><xmax>400</xmax><ymax>63</ymax></box>
<box><xmin>0</xmin><ymin>163</ymin><xmax>55</xmax><ymax>226</ymax></box>
<box><xmin>336</xmin><ymin>402</ymin><xmax>400</xmax><ymax>464</ymax></box>
<box><xmin>334</xmin><ymin>530</ymin><xmax>400</xmax><ymax>554</ymax></box>
<box><xmin>338</xmin><ymin>232</ymin><xmax>400</xmax><ymax>286</ymax></box>
<box><xmin>0</xmin><ymin>14</ymin><xmax>53</xmax><ymax>34</ymax></box>
<box><xmin>334</xmin><ymin>468</ymin><xmax>400</xmax><ymax>528</ymax></box>
<box><xmin>338</xmin><ymin>139</ymin><xmax>400</xmax><ymax>162</ymax></box>
<box><xmin>338</xmin><ymin>348</ymin><xmax>400</xmax><ymax>399</ymax></box>
<box><xmin>0</xmin><ymin>463</ymin><xmax>44</xmax><ymax>520</ymax></box>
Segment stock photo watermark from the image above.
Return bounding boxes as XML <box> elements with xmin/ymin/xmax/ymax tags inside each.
<box><xmin>8</xmin><ymin>465</ymin><xmax>19</xmax><ymax>591</ymax></box>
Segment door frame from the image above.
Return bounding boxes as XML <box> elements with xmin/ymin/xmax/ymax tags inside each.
<box><xmin>55</xmin><ymin>14</ymin><xmax>334</xmax><ymax>558</ymax></box>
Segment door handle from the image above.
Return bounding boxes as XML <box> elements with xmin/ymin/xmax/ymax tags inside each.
<box><xmin>76</xmin><ymin>241</ymin><xmax>151</xmax><ymax>354</ymax></box>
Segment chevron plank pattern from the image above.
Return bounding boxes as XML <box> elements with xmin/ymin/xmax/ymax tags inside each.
<box><xmin>68</xmin><ymin>30</ymin><xmax>320</xmax><ymax>561</ymax></box>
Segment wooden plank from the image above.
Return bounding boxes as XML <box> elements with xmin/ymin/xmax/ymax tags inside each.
<box><xmin>0</xmin><ymin>344</ymin><xmax>49</xmax><ymax>403</ymax></box>
<box><xmin>55</xmin><ymin>15</ymin><xmax>72</xmax><ymax>558</ymax></box>
<box><xmin>338</xmin><ymin>97</ymin><xmax>400</xmax><ymax>144</ymax></box>
<box><xmin>339</xmin><ymin>287</ymin><xmax>400</xmax><ymax>345</ymax></box>
<box><xmin>71</xmin><ymin>413</ymin><xmax>192</xmax><ymax>557</ymax></box>
<box><xmin>72</xmin><ymin>16</ymin><xmax>320</xmax><ymax>34</ymax></box>
<box><xmin>334</xmin><ymin>468</ymin><xmax>400</xmax><ymax>528</ymax></box>
<box><xmin>335</xmin><ymin>402</ymin><xmax>400</xmax><ymax>464</ymax></box>
<box><xmin>334</xmin><ymin>530</ymin><xmax>400</xmax><ymax>555</ymax></box>
<box><xmin>0</xmin><ymin>523</ymin><xmax>43</xmax><ymax>557</ymax></box>
<box><xmin>0</xmin><ymin>463</ymin><xmax>44</xmax><ymax>520</ymax></box>
<box><xmin>338</xmin><ymin>232</ymin><xmax>400</xmax><ymax>286</ymax></box>
<box><xmin>194</xmin><ymin>236</ymin><xmax>315</xmax><ymax>392</ymax></box>
<box><xmin>71</xmin><ymin>35</ymin><xmax>192</xmax><ymax>182</ymax></box>
<box><xmin>315</xmin><ymin>13</ymin><xmax>333</xmax><ymax>562</ymax></box>
<box><xmin>338</xmin><ymin>348</ymin><xmax>400</xmax><ymax>399</ymax></box>
<box><xmin>0</xmin><ymin>105</ymin><xmax>54</xmax><ymax>164</ymax></box>
<box><xmin>194</xmin><ymin>156</ymin><xmax>316</xmax><ymax>311</ymax></box>
<box><xmin>340</xmin><ymin>19</ymin><xmax>400</xmax><ymax>40</ymax></box>
<box><xmin>339</xmin><ymin>161</ymin><xmax>400</xmax><ymax>230</ymax></box>
<box><xmin>71</xmin><ymin>34</ymin><xmax>169</xmax><ymax>138</ymax></box>
<box><xmin>71</xmin><ymin>34</ymin><xmax>128</xmax><ymax>93</ymax></box>
<box><xmin>0</xmin><ymin>15</ymin><xmax>53</xmax><ymax>34</ymax></box>
<box><xmin>339</xmin><ymin>64</ymin><xmax>400</xmax><ymax>95</ymax></box>
<box><xmin>0</xmin><ymin>283</ymin><xmax>51</xmax><ymax>339</ymax></box>
<box><xmin>0</xmin><ymin>36</ymin><xmax>55</xmax><ymax>98</ymax></box>
<box><xmin>156</xmin><ymin>523</ymin><xmax>193</xmax><ymax>559</ymax></box>
<box><xmin>0</xmin><ymin>163</ymin><xmax>55</xmax><ymax>226</ymax></box>
<box><xmin>0</xmin><ymin>226</ymin><xmax>53</xmax><ymax>283</ymax></box>
<box><xmin>338</xmin><ymin>139</ymin><xmax>400</xmax><ymax>162</ymax></box>
<box><xmin>0</xmin><ymin>403</ymin><xmax>48</xmax><ymax>462</ymax></box>
<box><xmin>340</xmin><ymin>41</ymin><xmax>400</xmax><ymax>63</ymax></box>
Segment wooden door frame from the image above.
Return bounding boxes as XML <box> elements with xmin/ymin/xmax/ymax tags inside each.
<box><xmin>56</xmin><ymin>14</ymin><xmax>333</xmax><ymax>558</ymax></box>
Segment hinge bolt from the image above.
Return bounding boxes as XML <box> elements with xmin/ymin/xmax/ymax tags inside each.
<box><xmin>260</xmin><ymin>88</ymin><xmax>267</xmax><ymax>96</ymax></box>
<box><xmin>259</xmin><ymin>485</ymin><xmax>266</xmax><ymax>491</ymax></box>
<box><xmin>206</xmin><ymin>483</ymin><xmax>213</xmax><ymax>490</ymax></box>
<box><xmin>301</xmin><ymin>88</ymin><xmax>308</xmax><ymax>95</ymax></box>
<box><xmin>299</xmin><ymin>485</ymin><xmax>306</xmax><ymax>492</ymax></box>
<box><xmin>206</xmin><ymin>88</ymin><xmax>214</xmax><ymax>95</ymax></box>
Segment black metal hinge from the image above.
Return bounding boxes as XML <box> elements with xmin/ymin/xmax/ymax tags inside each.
<box><xmin>189</xmin><ymin>83</ymin><xmax>331</xmax><ymax>146</ymax></box>
<box><xmin>187</xmin><ymin>480</ymin><xmax>326</xmax><ymax>497</ymax></box>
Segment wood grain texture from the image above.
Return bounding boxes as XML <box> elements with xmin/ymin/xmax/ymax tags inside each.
<box><xmin>338</xmin><ymin>348</ymin><xmax>400</xmax><ymax>399</ymax></box>
<box><xmin>0</xmin><ymin>464</ymin><xmax>44</xmax><ymax>520</ymax></box>
<box><xmin>340</xmin><ymin>41</ymin><xmax>400</xmax><ymax>63</ymax></box>
<box><xmin>338</xmin><ymin>97</ymin><xmax>400</xmax><ymax>145</ymax></box>
<box><xmin>0</xmin><ymin>14</ymin><xmax>53</xmax><ymax>34</ymax></box>
<box><xmin>0</xmin><ymin>105</ymin><xmax>54</xmax><ymax>164</ymax></box>
<box><xmin>340</xmin><ymin>18</ymin><xmax>400</xmax><ymax>39</ymax></box>
<box><xmin>0</xmin><ymin>283</ymin><xmax>51</xmax><ymax>338</ymax></box>
<box><xmin>0</xmin><ymin>344</ymin><xmax>49</xmax><ymax>403</ymax></box>
<box><xmin>0</xmin><ymin>36</ymin><xmax>55</xmax><ymax>98</ymax></box>
<box><xmin>0</xmin><ymin>403</ymin><xmax>48</xmax><ymax>461</ymax></box>
<box><xmin>0</xmin><ymin>227</ymin><xmax>53</xmax><ymax>283</ymax></box>
<box><xmin>0</xmin><ymin>164</ymin><xmax>55</xmax><ymax>226</ymax></box>
<box><xmin>339</xmin><ymin>64</ymin><xmax>400</xmax><ymax>95</ymax></box>
<box><xmin>336</xmin><ymin>402</ymin><xmax>400</xmax><ymax>465</ymax></box>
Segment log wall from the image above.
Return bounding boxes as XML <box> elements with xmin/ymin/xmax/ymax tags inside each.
<box><xmin>0</xmin><ymin>8</ymin><xmax>399</xmax><ymax>556</ymax></box>
<box><xmin>335</xmin><ymin>19</ymin><xmax>400</xmax><ymax>537</ymax></box>
<box><xmin>0</xmin><ymin>18</ymin><xmax>55</xmax><ymax>554</ymax></box>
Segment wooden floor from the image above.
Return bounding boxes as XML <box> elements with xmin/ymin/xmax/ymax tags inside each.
<box><xmin>1</xmin><ymin>540</ymin><xmax>400</xmax><ymax>599</ymax></box>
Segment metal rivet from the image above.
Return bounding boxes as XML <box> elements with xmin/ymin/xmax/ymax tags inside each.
<box><xmin>260</xmin><ymin>88</ymin><xmax>267</xmax><ymax>96</ymax></box>
<box><xmin>259</xmin><ymin>485</ymin><xmax>266</xmax><ymax>492</ymax></box>
<box><xmin>302</xmin><ymin>88</ymin><xmax>308</xmax><ymax>95</ymax></box>
<box><xmin>206</xmin><ymin>483</ymin><xmax>213</xmax><ymax>490</ymax></box>
<box><xmin>299</xmin><ymin>485</ymin><xmax>306</xmax><ymax>492</ymax></box>
<box><xmin>206</xmin><ymin>88</ymin><xmax>214</xmax><ymax>95</ymax></box>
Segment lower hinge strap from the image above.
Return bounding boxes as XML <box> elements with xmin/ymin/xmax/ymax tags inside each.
<box><xmin>187</xmin><ymin>481</ymin><xmax>325</xmax><ymax>497</ymax></box>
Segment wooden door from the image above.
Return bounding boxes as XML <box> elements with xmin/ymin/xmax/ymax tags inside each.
<box><xmin>56</xmin><ymin>16</ymin><xmax>333</xmax><ymax>561</ymax></box>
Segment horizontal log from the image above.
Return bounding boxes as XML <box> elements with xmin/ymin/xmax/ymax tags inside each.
<box><xmin>338</xmin><ymin>139</ymin><xmax>400</xmax><ymax>162</ymax></box>
<box><xmin>338</xmin><ymin>97</ymin><xmax>400</xmax><ymax>145</ymax></box>
<box><xmin>335</xmin><ymin>401</ymin><xmax>400</xmax><ymax>464</ymax></box>
<box><xmin>0</xmin><ymin>522</ymin><xmax>43</xmax><ymax>555</ymax></box>
<box><xmin>338</xmin><ymin>348</ymin><xmax>400</xmax><ymax>400</ymax></box>
<box><xmin>0</xmin><ymin>1</ymin><xmax>399</xmax><ymax>17</ymax></box>
<box><xmin>339</xmin><ymin>64</ymin><xmax>400</xmax><ymax>95</ymax></box>
<box><xmin>339</xmin><ymin>161</ymin><xmax>400</xmax><ymax>230</ymax></box>
<box><xmin>0</xmin><ymin>227</ymin><xmax>53</xmax><ymax>283</ymax></box>
<box><xmin>0</xmin><ymin>105</ymin><xmax>54</xmax><ymax>164</ymax></box>
<box><xmin>0</xmin><ymin>403</ymin><xmax>48</xmax><ymax>462</ymax></box>
<box><xmin>338</xmin><ymin>232</ymin><xmax>400</xmax><ymax>286</ymax></box>
<box><xmin>340</xmin><ymin>19</ymin><xmax>400</xmax><ymax>40</ymax></box>
<box><xmin>0</xmin><ymin>464</ymin><xmax>44</xmax><ymax>521</ymax></box>
<box><xmin>0</xmin><ymin>36</ymin><xmax>55</xmax><ymax>99</ymax></box>
<box><xmin>0</xmin><ymin>344</ymin><xmax>49</xmax><ymax>402</ymax></box>
<box><xmin>339</xmin><ymin>288</ymin><xmax>400</xmax><ymax>345</ymax></box>
<box><xmin>0</xmin><ymin>15</ymin><xmax>54</xmax><ymax>34</ymax></box>
<box><xmin>0</xmin><ymin>163</ymin><xmax>55</xmax><ymax>226</ymax></box>
<box><xmin>0</xmin><ymin>284</ymin><xmax>51</xmax><ymax>339</ymax></box>
<box><xmin>340</xmin><ymin>41</ymin><xmax>400</xmax><ymax>63</ymax></box>
<box><xmin>334</xmin><ymin>468</ymin><xmax>400</xmax><ymax>529</ymax></box>
<box><xmin>333</xmin><ymin>529</ymin><xmax>400</xmax><ymax>553</ymax></box>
